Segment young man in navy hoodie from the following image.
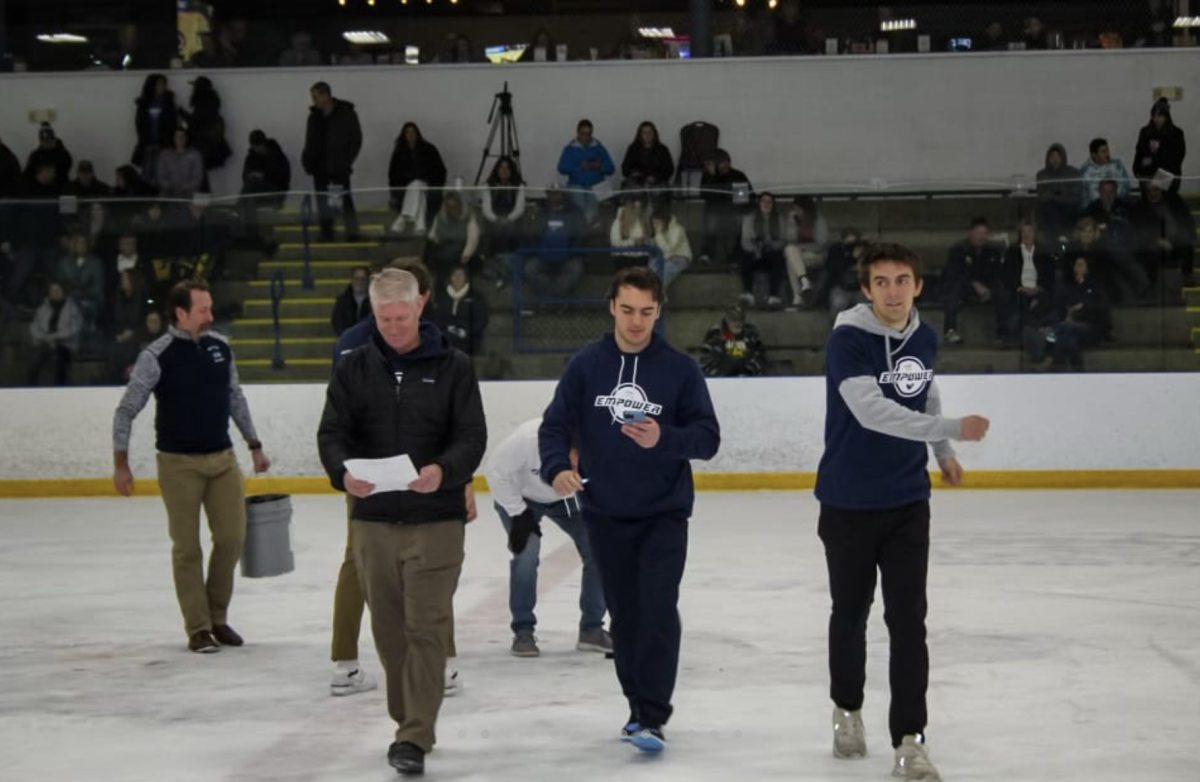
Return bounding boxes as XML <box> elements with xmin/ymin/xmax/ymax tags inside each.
<box><xmin>815</xmin><ymin>244</ymin><xmax>990</xmax><ymax>781</ymax></box>
<box><xmin>540</xmin><ymin>266</ymin><xmax>721</xmax><ymax>753</ymax></box>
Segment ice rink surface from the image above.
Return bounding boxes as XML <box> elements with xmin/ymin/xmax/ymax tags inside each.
<box><xmin>0</xmin><ymin>490</ymin><xmax>1197</xmax><ymax>782</ymax></box>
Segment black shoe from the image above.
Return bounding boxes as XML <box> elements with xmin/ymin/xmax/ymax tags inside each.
<box><xmin>212</xmin><ymin>624</ymin><xmax>244</xmax><ymax>647</ymax></box>
<box><xmin>188</xmin><ymin>630</ymin><xmax>220</xmax><ymax>653</ymax></box>
<box><xmin>388</xmin><ymin>742</ymin><xmax>425</xmax><ymax>775</ymax></box>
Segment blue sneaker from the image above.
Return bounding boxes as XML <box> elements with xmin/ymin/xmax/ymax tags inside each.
<box><xmin>620</xmin><ymin>717</ymin><xmax>641</xmax><ymax>741</ymax></box>
<box><xmin>628</xmin><ymin>727</ymin><xmax>665</xmax><ymax>753</ymax></box>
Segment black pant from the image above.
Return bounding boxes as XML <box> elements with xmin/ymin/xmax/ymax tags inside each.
<box><xmin>27</xmin><ymin>343</ymin><xmax>72</xmax><ymax>386</ymax></box>
<box><xmin>313</xmin><ymin>173</ymin><xmax>359</xmax><ymax>240</ymax></box>
<box><xmin>818</xmin><ymin>501</ymin><xmax>930</xmax><ymax>748</ymax></box>
<box><xmin>740</xmin><ymin>248</ymin><xmax>785</xmax><ymax>299</ymax></box>
<box><xmin>941</xmin><ymin>268</ymin><xmax>1012</xmax><ymax>338</ymax></box>
<box><xmin>586</xmin><ymin>510</ymin><xmax>688</xmax><ymax>730</ymax></box>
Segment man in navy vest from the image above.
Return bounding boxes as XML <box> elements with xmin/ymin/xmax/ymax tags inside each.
<box><xmin>113</xmin><ymin>280</ymin><xmax>271</xmax><ymax>654</ymax></box>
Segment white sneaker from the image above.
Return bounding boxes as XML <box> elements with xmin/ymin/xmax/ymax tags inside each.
<box><xmin>330</xmin><ymin>664</ymin><xmax>376</xmax><ymax>697</ymax></box>
<box><xmin>444</xmin><ymin>660</ymin><xmax>462</xmax><ymax>697</ymax></box>
<box><xmin>944</xmin><ymin>329</ymin><xmax>963</xmax><ymax>345</ymax></box>
<box><xmin>832</xmin><ymin>707</ymin><xmax>867</xmax><ymax>759</ymax></box>
<box><xmin>892</xmin><ymin>734</ymin><xmax>941</xmax><ymax>781</ymax></box>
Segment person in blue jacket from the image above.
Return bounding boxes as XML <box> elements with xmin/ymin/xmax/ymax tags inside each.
<box><xmin>815</xmin><ymin>243</ymin><xmax>990</xmax><ymax>781</ymax></box>
<box><xmin>539</xmin><ymin>265</ymin><xmax>720</xmax><ymax>753</ymax></box>
<box><xmin>556</xmin><ymin>118</ymin><xmax>615</xmax><ymax>227</ymax></box>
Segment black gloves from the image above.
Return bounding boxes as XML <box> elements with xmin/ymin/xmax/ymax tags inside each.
<box><xmin>508</xmin><ymin>509</ymin><xmax>541</xmax><ymax>554</ymax></box>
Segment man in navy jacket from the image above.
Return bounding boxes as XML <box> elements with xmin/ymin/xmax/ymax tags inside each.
<box><xmin>540</xmin><ymin>266</ymin><xmax>720</xmax><ymax>753</ymax></box>
<box><xmin>815</xmin><ymin>244</ymin><xmax>989</xmax><ymax>781</ymax></box>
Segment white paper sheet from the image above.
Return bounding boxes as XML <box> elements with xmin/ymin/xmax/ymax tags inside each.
<box><xmin>343</xmin><ymin>455</ymin><xmax>419</xmax><ymax>495</ymax></box>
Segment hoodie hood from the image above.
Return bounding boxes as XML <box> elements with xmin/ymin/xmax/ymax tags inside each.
<box><xmin>834</xmin><ymin>303</ymin><xmax>922</xmax><ymax>374</ymax></box>
<box><xmin>1045</xmin><ymin>143</ymin><xmax>1068</xmax><ymax>169</ymax></box>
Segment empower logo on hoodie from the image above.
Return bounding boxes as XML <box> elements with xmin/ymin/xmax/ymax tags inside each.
<box><xmin>595</xmin><ymin>382</ymin><xmax>664</xmax><ymax>424</ymax></box>
<box><xmin>879</xmin><ymin>357</ymin><xmax>933</xmax><ymax>398</ymax></box>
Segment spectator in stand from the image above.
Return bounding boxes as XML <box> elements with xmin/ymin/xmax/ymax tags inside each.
<box><xmin>523</xmin><ymin>185</ymin><xmax>585</xmax><ymax>299</ymax></box>
<box><xmin>107</xmin><ymin>269</ymin><xmax>148</xmax><ymax>382</ymax></box>
<box><xmin>189</xmin><ymin>31</ymin><xmax>224</xmax><ymax>68</ymax></box>
<box><xmin>109</xmin><ymin>165</ymin><xmax>158</xmax><ymax>235</ymax></box>
<box><xmin>819</xmin><ymin>230</ymin><xmax>868</xmax><ymax>319</ymax></box>
<box><xmin>27</xmin><ymin>281</ymin><xmax>82</xmax><ymax>386</ymax></box>
<box><xmin>1078</xmin><ymin>138</ymin><xmax>1132</xmax><ymax>208</ymax></box>
<box><xmin>55</xmin><ymin>230</ymin><xmax>105</xmax><ymax>331</ymax></box>
<box><xmin>481</xmin><ymin>156</ymin><xmax>526</xmax><ymax>270</ymax></box>
<box><xmin>331</xmin><ymin>266</ymin><xmax>372</xmax><ymax>336</ymax></box>
<box><xmin>977</xmin><ymin>21</ymin><xmax>1006</xmax><ymax>50</ymax></box>
<box><xmin>156</xmin><ymin>127</ymin><xmax>205</xmax><ymax>200</ymax></box>
<box><xmin>113</xmin><ymin>233</ymin><xmax>146</xmax><ymax>291</ymax></box>
<box><xmin>25</xmin><ymin>124</ymin><xmax>73</xmax><ymax>188</ymax></box>
<box><xmin>132</xmin><ymin>74</ymin><xmax>179</xmax><ymax>182</ymax></box>
<box><xmin>180</xmin><ymin>76</ymin><xmax>233</xmax><ymax>176</ymax></box>
<box><xmin>700</xmin><ymin>306</ymin><xmax>767</xmax><ymax>377</ymax></box>
<box><xmin>279</xmin><ymin>32</ymin><xmax>322</xmax><ymax>67</ymax></box>
<box><xmin>439</xmin><ymin>34</ymin><xmax>485</xmax><ymax>63</ymax></box>
<box><xmin>302</xmin><ymin>82</ymin><xmax>363</xmax><ymax>243</ymax></box>
<box><xmin>1036</xmin><ymin>143</ymin><xmax>1082</xmax><ymax>243</ymax></box>
<box><xmin>940</xmin><ymin>217</ymin><xmax>1008</xmax><ymax>345</ymax></box>
<box><xmin>739</xmin><ymin>192</ymin><xmax>788</xmax><ymax>309</ymax></box>
<box><xmin>699</xmin><ymin>149</ymin><xmax>752</xmax><ymax>265</ymax></box>
<box><xmin>1030</xmin><ymin>255</ymin><xmax>1111</xmax><ymax>371</ymax></box>
<box><xmin>557</xmin><ymin>119</ymin><xmax>615</xmax><ymax>227</ymax></box>
<box><xmin>1133</xmin><ymin>98</ymin><xmax>1186</xmax><ymax>194</ymax></box>
<box><xmin>783</xmin><ymin>196</ymin><xmax>828</xmax><ymax>311</ymax></box>
<box><xmin>425</xmin><ymin>192</ymin><xmax>481</xmax><ymax>282</ymax></box>
<box><xmin>68</xmin><ymin>161</ymin><xmax>112</xmax><ymax>201</ymax></box>
<box><xmin>609</xmin><ymin>196</ymin><xmax>652</xmax><ymax>271</ymax></box>
<box><xmin>650</xmin><ymin>206</ymin><xmax>692</xmax><ymax>289</ymax></box>
<box><xmin>1084</xmin><ymin>181</ymin><xmax>1148</xmax><ymax>301</ymax></box>
<box><xmin>239</xmin><ymin>129</ymin><xmax>290</xmax><ymax>248</ymax></box>
<box><xmin>434</xmin><ymin>266</ymin><xmax>489</xmax><ymax>356</ymax></box>
<box><xmin>1130</xmin><ymin>180</ymin><xmax>1196</xmax><ymax>287</ymax></box>
<box><xmin>0</xmin><ymin>134</ymin><xmax>20</xmax><ymax>198</ymax></box>
<box><xmin>339</xmin><ymin>45</ymin><xmax>376</xmax><ymax>66</ymax></box>
<box><xmin>1023</xmin><ymin>17</ymin><xmax>1049</xmax><ymax>49</ymax></box>
<box><xmin>1003</xmin><ymin>220</ymin><xmax>1056</xmax><ymax>338</ymax></box>
<box><xmin>518</xmin><ymin>28</ymin><xmax>557</xmax><ymax>62</ymax></box>
<box><xmin>2</xmin><ymin>162</ymin><xmax>64</xmax><ymax>307</ymax></box>
<box><xmin>388</xmin><ymin>122</ymin><xmax>447</xmax><ymax>236</ymax></box>
<box><xmin>85</xmin><ymin>201</ymin><xmax>118</xmax><ymax>270</ymax></box>
<box><xmin>768</xmin><ymin>0</ymin><xmax>816</xmax><ymax>54</ymax></box>
<box><xmin>620</xmin><ymin>122</ymin><xmax>674</xmax><ymax>195</ymax></box>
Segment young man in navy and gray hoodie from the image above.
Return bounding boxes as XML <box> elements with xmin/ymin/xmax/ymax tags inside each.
<box><xmin>540</xmin><ymin>266</ymin><xmax>720</xmax><ymax>753</ymax></box>
<box><xmin>816</xmin><ymin>244</ymin><xmax>990</xmax><ymax>781</ymax></box>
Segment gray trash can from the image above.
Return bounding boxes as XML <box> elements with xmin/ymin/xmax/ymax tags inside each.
<box><xmin>242</xmin><ymin>494</ymin><xmax>295</xmax><ymax>578</ymax></box>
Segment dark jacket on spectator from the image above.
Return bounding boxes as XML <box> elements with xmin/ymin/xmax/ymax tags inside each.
<box><xmin>1003</xmin><ymin>243</ymin><xmax>1056</xmax><ymax>294</ymax></box>
<box><xmin>1083</xmin><ymin>197</ymin><xmax>1134</xmax><ymax>247</ymax></box>
<box><xmin>1036</xmin><ymin>143</ymin><xmax>1082</xmax><ymax>207</ymax></box>
<box><xmin>433</xmin><ymin>282</ymin><xmax>489</xmax><ymax>356</ymax></box>
<box><xmin>1133</xmin><ymin>117</ymin><xmax>1186</xmax><ymax>181</ymax></box>
<box><xmin>180</xmin><ymin>78</ymin><xmax>233</xmax><ymax>171</ymax></box>
<box><xmin>133</xmin><ymin>90</ymin><xmax>179</xmax><ymax>170</ymax></box>
<box><xmin>536</xmin><ymin>200</ymin><xmax>586</xmax><ymax>263</ymax></box>
<box><xmin>68</xmin><ymin>175</ymin><xmax>113</xmax><ymax>201</ymax></box>
<box><xmin>2</xmin><ymin>178</ymin><xmax>64</xmax><ymax>249</ymax></box>
<box><xmin>1055</xmin><ymin>271</ymin><xmax>1112</xmax><ymax>333</ymax></box>
<box><xmin>388</xmin><ymin>126</ymin><xmax>447</xmax><ymax>206</ymax></box>
<box><xmin>0</xmin><ymin>143</ymin><xmax>20</xmax><ymax>198</ymax></box>
<box><xmin>621</xmin><ymin>141</ymin><xmax>675</xmax><ymax>185</ymax></box>
<box><xmin>317</xmin><ymin>320</ymin><xmax>487</xmax><ymax>522</ymax></box>
<box><xmin>242</xmin><ymin>138</ymin><xmax>291</xmax><ymax>196</ymax></box>
<box><xmin>109</xmin><ymin>285</ymin><xmax>146</xmax><ymax>336</ymax></box>
<box><xmin>701</xmin><ymin>320</ymin><xmax>767</xmax><ymax>377</ymax></box>
<box><xmin>55</xmin><ymin>254</ymin><xmax>105</xmax><ymax>308</ymax></box>
<box><xmin>302</xmin><ymin>99</ymin><xmax>363</xmax><ymax>178</ymax></box>
<box><xmin>700</xmin><ymin>164</ymin><xmax>752</xmax><ymax>208</ymax></box>
<box><xmin>945</xmin><ymin>238</ymin><xmax>1005</xmax><ymax>284</ymax></box>
<box><xmin>25</xmin><ymin>140</ymin><xmax>74</xmax><ymax>188</ymax></box>
<box><xmin>1130</xmin><ymin>190</ymin><xmax>1197</xmax><ymax>252</ymax></box>
<box><xmin>331</xmin><ymin>284</ymin><xmax>371</xmax><ymax>336</ymax></box>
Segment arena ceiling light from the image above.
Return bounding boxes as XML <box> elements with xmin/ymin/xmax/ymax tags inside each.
<box><xmin>1173</xmin><ymin>16</ymin><xmax>1200</xmax><ymax>28</ymax></box>
<box><xmin>37</xmin><ymin>33</ymin><xmax>89</xmax><ymax>44</ymax></box>
<box><xmin>639</xmin><ymin>27</ymin><xmax>677</xmax><ymax>39</ymax></box>
<box><xmin>880</xmin><ymin>20</ymin><xmax>917</xmax><ymax>32</ymax></box>
<box><xmin>343</xmin><ymin>31</ymin><xmax>391</xmax><ymax>45</ymax></box>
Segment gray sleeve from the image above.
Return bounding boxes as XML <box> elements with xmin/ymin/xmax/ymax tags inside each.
<box><xmin>925</xmin><ymin>380</ymin><xmax>957</xmax><ymax>461</ymax></box>
<box><xmin>838</xmin><ymin>376</ymin><xmax>961</xmax><ymax>445</ymax></box>
<box><xmin>112</xmin><ymin>349</ymin><xmax>162</xmax><ymax>452</ymax></box>
<box><xmin>228</xmin><ymin>353</ymin><xmax>260</xmax><ymax>444</ymax></box>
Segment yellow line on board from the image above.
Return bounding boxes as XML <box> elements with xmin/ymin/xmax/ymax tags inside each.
<box><xmin>230</xmin><ymin>338</ymin><xmax>335</xmax><ymax>346</ymax></box>
<box><xmin>244</xmin><ymin>298</ymin><xmax>335</xmax><ymax>305</ymax></box>
<box><xmin>3</xmin><ymin>470</ymin><xmax>1198</xmax><ymax>499</ymax></box>
<box><xmin>278</xmin><ymin>243</ymin><xmax>376</xmax><ymax>249</ymax></box>
<box><xmin>235</xmin><ymin>318</ymin><xmax>327</xmax><ymax>325</ymax></box>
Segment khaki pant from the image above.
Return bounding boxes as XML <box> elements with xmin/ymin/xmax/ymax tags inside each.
<box><xmin>352</xmin><ymin>519</ymin><xmax>464</xmax><ymax>752</ymax></box>
<box><xmin>331</xmin><ymin>496</ymin><xmax>457</xmax><ymax>661</ymax></box>
<box><xmin>156</xmin><ymin>449</ymin><xmax>246</xmax><ymax>638</ymax></box>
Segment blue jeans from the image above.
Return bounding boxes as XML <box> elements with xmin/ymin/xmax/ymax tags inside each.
<box><xmin>495</xmin><ymin>499</ymin><xmax>607</xmax><ymax>634</ymax></box>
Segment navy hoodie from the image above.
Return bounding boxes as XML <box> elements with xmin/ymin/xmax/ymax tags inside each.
<box><xmin>539</xmin><ymin>332</ymin><xmax>720</xmax><ymax>519</ymax></box>
<box><xmin>815</xmin><ymin>304</ymin><xmax>961</xmax><ymax>510</ymax></box>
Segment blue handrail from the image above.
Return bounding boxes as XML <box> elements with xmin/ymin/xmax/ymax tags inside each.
<box><xmin>270</xmin><ymin>268</ymin><xmax>286</xmax><ymax>371</ymax></box>
<box><xmin>509</xmin><ymin>246</ymin><xmax>666</xmax><ymax>355</ymax></box>
<box><xmin>299</xmin><ymin>194</ymin><xmax>315</xmax><ymax>292</ymax></box>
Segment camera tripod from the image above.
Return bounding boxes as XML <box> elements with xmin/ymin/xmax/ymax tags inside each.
<box><xmin>474</xmin><ymin>82</ymin><xmax>522</xmax><ymax>185</ymax></box>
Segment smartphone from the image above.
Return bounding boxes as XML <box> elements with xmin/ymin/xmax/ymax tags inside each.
<box><xmin>622</xmin><ymin>409</ymin><xmax>647</xmax><ymax>423</ymax></box>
